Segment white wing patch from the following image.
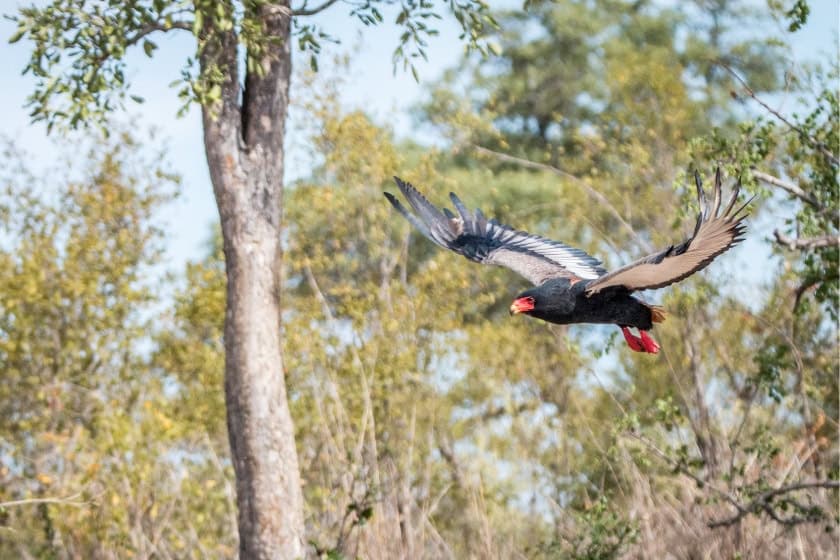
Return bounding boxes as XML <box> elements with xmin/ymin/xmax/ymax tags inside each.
<box><xmin>385</xmin><ymin>178</ymin><xmax>606</xmax><ymax>286</ymax></box>
<box><xmin>485</xmin><ymin>219</ymin><xmax>605</xmax><ymax>280</ymax></box>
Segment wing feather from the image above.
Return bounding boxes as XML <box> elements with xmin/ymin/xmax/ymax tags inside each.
<box><xmin>586</xmin><ymin>170</ymin><xmax>751</xmax><ymax>295</ymax></box>
<box><xmin>385</xmin><ymin>177</ymin><xmax>606</xmax><ymax>286</ymax></box>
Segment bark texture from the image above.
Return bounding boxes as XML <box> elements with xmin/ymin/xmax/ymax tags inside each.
<box><xmin>199</xmin><ymin>2</ymin><xmax>305</xmax><ymax>558</ymax></box>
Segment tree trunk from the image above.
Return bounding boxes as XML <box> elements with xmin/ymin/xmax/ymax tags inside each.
<box><xmin>218</xmin><ymin>194</ymin><xmax>305</xmax><ymax>559</ymax></box>
<box><xmin>199</xmin><ymin>2</ymin><xmax>305</xmax><ymax>557</ymax></box>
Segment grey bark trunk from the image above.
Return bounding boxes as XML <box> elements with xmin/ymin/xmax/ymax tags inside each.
<box><xmin>199</xmin><ymin>2</ymin><xmax>306</xmax><ymax>557</ymax></box>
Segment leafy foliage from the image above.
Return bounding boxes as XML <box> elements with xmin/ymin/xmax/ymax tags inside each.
<box><xmin>10</xmin><ymin>0</ymin><xmax>499</xmax><ymax>128</ymax></box>
<box><xmin>0</xmin><ymin>132</ymin><xmax>234</xmax><ymax>557</ymax></box>
<box><xmin>524</xmin><ymin>495</ymin><xmax>638</xmax><ymax>560</ymax></box>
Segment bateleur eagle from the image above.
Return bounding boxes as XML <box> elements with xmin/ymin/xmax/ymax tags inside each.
<box><xmin>384</xmin><ymin>170</ymin><xmax>750</xmax><ymax>354</ymax></box>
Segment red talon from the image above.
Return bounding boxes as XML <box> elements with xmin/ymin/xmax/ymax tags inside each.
<box><xmin>639</xmin><ymin>330</ymin><xmax>660</xmax><ymax>354</ymax></box>
<box><xmin>620</xmin><ymin>327</ymin><xmax>660</xmax><ymax>354</ymax></box>
<box><xmin>620</xmin><ymin>326</ymin><xmax>644</xmax><ymax>352</ymax></box>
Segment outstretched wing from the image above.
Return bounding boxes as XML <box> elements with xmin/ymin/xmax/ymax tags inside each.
<box><xmin>586</xmin><ymin>169</ymin><xmax>751</xmax><ymax>295</ymax></box>
<box><xmin>384</xmin><ymin>177</ymin><xmax>607</xmax><ymax>286</ymax></box>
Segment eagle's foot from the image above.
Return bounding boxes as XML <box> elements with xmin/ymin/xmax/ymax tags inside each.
<box><xmin>620</xmin><ymin>327</ymin><xmax>660</xmax><ymax>354</ymax></box>
<box><xmin>620</xmin><ymin>326</ymin><xmax>644</xmax><ymax>352</ymax></box>
<box><xmin>639</xmin><ymin>330</ymin><xmax>660</xmax><ymax>354</ymax></box>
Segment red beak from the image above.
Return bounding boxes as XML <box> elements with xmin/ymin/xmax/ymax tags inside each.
<box><xmin>510</xmin><ymin>296</ymin><xmax>535</xmax><ymax>315</ymax></box>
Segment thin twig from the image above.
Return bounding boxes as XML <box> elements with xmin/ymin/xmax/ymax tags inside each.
<box><xmin>470</xmin><ymin>144</ymin><xmax>651</xmax><ymax>252</ymax></box>
<box><xmin>0</xmin><ymin>494</ymin><xmax>86</xmax><ymax>509</ymax></box>
<box><xmin>89</xmin><ymin>20</ymin><xmax>192</xmax><ymax>67</ymax></box>
<box><xmin>626</xmin><ymin>431</ymin><xmax>746</xmax><ymax>514</ymax></box>
<box><xmin>629</xmin><ymin>387</ymin><xmax>838</xmax><ymax>531</ymax></box>
<box><xmin>292</xmin><ymin>0</ymin><xmax>341</xmax><ymax>16</ymax></box>
<box><xmin>721</xmin><ymin>63</ymin><xmax>839</xmax><ymax>166</ymax></box>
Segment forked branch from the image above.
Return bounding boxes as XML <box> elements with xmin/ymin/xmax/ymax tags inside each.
<box><xmin>708</xmin><ymin>480</ymin><xmax>840</xmax><ymax>528</ymax></box>
<box><xmin>626</xmin><ymin>431</ymin><xmax>839</xmax><ymax>529</ymax></box>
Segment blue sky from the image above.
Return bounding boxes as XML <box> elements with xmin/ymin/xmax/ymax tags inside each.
<box><xmin>1</xmin><ymin>1</ymin><xmax>837</xmax><ymax>270</ymax></box>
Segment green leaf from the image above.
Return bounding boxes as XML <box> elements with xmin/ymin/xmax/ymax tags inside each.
<box><xmin>8</xmin><ymin>26</ymin><xmax>26</xmax><ymax>44</ymax></box>
<box><xmin>142</xmin><ymin>40</ymin><xmax>156</xmax><ymax>57</ymax></box>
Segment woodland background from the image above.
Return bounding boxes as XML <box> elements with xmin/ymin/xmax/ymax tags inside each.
<box><xmin>1</xmin><ymin>0</ymin><xmax>838</xmax><ymax>558</ymax></box>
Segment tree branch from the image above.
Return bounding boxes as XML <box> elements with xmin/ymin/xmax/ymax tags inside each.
<box><xmin>773</xmin><ymin>230</ymin><xmax>839</xmax><ymax>250</ymax></box>
<box><xmin>437</xmin><ymin>437</ymin><xmax>466</xmax><ymax>490</ymax></box>
<box><xmin>707</xmin><ymin>480</ymin><xmax>839</xmax><ymax>528</ymax></box>
<box><xmin>720</xmin><ymin>63</ymin><xmax>839</xmax><ymax>166</ymax></box>
<box><xmin>88</xmin><ymin>20</ymin><xmax>192</xmax><ymax>68</ymax></box>
<box><xmin>127</xmin><ymin>20</ymin><xmax>192</xmax><ymax>45</ymax></box>
<box><xmin>751</xmin><ymin>169</ymin><xmax>822</xmax><ymax>210</ymax></box>
<box><xmin>0</xmin><ymin>493</ymin><xmax>86</xmax><ymax>509</ymax></box>
<box><xmin>470</xmin><ymin>145</ymin><xmax>651</xmax><ymax>252</ymax></box>
<box><xmin>792</xmin><ymin>278</ymin><xmax>819</xmax><ymax>316</ymax></box>
<box><xmin>292</xmin><ymin>0</ymin><xmax>341</xmax><ymax>16</ymax></box>
<box><xmin>627</xmin><ymin>431</ymin><xmax>839</xmax><ymax>529</ymax></box>
<box><xmin>626</xmin><ymin>431</ymin><xmax>746</xmax><ymax>514</ymax></box>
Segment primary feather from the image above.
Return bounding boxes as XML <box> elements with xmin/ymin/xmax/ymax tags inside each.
<box><xmin>585</xmin><ymin>169</ymin><xmax>750</xmax><ymax>295</ymax></box>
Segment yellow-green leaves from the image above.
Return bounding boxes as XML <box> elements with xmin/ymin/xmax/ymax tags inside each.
<box><xmin>0</xmin><ymin>131</ymin><xmax>189</xmax><ymax>557</ymax></box>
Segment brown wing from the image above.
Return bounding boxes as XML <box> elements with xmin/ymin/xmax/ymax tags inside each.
<box><xmin>385</xmin><ymin>177</ymin><xmax>607</xmax><ymax>286</ymax></box>
<box><xmin>585</xmin><ymin>169</ymin><xmax>751</xmax><ymax>295</ymax></box>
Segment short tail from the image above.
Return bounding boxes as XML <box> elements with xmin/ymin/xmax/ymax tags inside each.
<box><xmin>648</xmin><ymin>305</ymin><xmax>667</xmax><ymax>324</ymax></box>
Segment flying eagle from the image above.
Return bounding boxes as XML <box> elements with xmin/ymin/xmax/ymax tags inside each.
<box><xmin>384</xmin><ymin>170</ymin><xmax>750</xmax><ymax>354</ymax></box>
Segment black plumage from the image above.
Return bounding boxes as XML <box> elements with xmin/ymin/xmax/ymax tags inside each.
<box><xmin>514</xmin><ymin>278</ymin><xmax>657</xmax><ymax>330</ymax></box>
